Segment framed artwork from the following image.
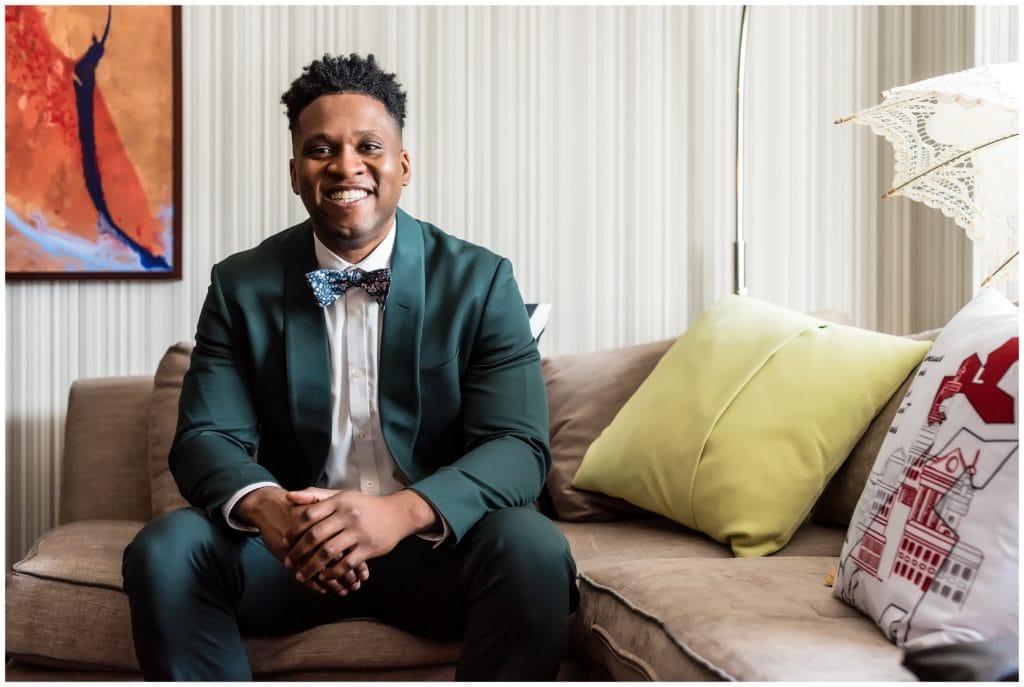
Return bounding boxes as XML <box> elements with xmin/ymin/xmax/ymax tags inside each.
<box><xmin>6</xmin><ymin>5</ymin><xmax>181</xmax><ymax>280</ymax></box>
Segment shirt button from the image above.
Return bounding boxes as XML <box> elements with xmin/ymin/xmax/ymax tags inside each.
<box><xmin>351</xmin><ymin>369</ymin><xmax>363</xmax><ymax>380</ymax></box>
<box><xmin>348</xmin><ymin>307</ymin><xmax>359</xmax><ymax>317</ymax></box>
<box><xmin>366</xmin><ymin>480</ymin><xmax>375</xmax><ymax>489</ymax></box>
<box><xmin>357</xmin><ymin>430</ymin><xmax>367</xmax><ymax>439</ymax></box>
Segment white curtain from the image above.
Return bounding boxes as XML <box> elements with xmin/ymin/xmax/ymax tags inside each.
<box><xmin>6</xmin><ymin>5</ymin><xmax>990</xmax><ymax>565</ymax></box>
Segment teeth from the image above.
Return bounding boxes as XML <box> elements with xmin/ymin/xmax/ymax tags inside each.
<box><xmin>329</xmin><ymin>189</ymin><xmax>368</xmax><ymax>202</ymax></box>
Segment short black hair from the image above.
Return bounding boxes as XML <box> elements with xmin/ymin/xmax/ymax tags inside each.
<box><xmin>280</xmin><ymin>53</ymin><xmax>407</xmax><ymax>132</ymax></box>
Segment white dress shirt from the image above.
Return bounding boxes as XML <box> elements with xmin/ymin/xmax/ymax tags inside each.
<box><xmin>222</xmin><ymin>222</ymin><xmax>446</xmax><ymax>542</ymax></box>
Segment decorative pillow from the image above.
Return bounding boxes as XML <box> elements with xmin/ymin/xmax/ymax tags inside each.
<box><xmin>572</xmin><ymin>295</ymin><xmax>931</xmax><ymax>557</ymax></box>
<box><xmin>542</xmin><ymin>339</ymin><xmax>674</xmax><ymax>521</ymax></box>
<box><xmin>833</xmin><ymin>288</ymin><xmax>1018</xmax><ymax>649</ymax></box>
<box><xmin>812</xmin><ymin>327</ymin><xmax>943</xmax><ymax>528</ymax></box>
<box><xmin>148</xmin><ymin>341</ymin><xmax>194</xmax><ymax>516</ymax></box>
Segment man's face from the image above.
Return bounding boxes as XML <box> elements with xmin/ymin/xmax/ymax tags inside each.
<box><xmin>290</xmin><ymin>93</ymin><xmax>411</xmax><ymax>261</ymax></box>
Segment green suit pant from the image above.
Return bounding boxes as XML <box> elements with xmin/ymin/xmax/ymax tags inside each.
<box><xmin>122</xmin><ymin>506</ymin><xmax>577</xmax><ymax>680</ymax></box>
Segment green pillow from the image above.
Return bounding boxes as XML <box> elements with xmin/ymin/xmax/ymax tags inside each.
<box><xmin>572</xmin><ymin>295</ymin><xmax>931</xmax><ymax>557</ymax></box>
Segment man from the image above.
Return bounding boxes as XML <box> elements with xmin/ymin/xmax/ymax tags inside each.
<box><xmin>122</xmin><ymin>53</ymin><xmax>578</xmax><ymax>681</ymax></box>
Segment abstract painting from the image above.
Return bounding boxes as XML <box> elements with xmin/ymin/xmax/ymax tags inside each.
<box><xmin>6</xmin><ymin>5</ymin><xmax>180</xmax><ymax>279</ymax></box>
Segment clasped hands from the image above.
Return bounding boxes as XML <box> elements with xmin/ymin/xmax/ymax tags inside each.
<box><xmin>235</xmin><ymin>485</ymin><xmax>438</xmax><ymax>597</ymax></box>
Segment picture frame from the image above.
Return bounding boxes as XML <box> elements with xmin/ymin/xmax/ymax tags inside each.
<box><xmin>5</xmin><ymin>5</ymin><xmax>182</xmax><ymax>280</ymax></box>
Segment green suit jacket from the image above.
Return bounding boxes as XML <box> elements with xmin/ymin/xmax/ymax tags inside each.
<box><xmin>170</xmin><ymin>208</ymin><xmax>551</xmax><ymax>542</ymax></box>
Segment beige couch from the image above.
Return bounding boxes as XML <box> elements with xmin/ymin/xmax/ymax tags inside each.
<box><xmin>6</xmin><ymin>332</ymin><xmax>932</xmax><ymax>680</ymax></box>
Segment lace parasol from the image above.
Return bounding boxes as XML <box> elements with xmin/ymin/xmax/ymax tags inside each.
<box><xmin>836</xmin><ymin>63</ymin><xmax>1020</xmax><ymax>286</ymax></box>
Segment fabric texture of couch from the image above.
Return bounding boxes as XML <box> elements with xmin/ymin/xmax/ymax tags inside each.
<box><xmin>8</xmin><ymin>317</ymin><xmax>945</xmax><ymax>680</ymax></box>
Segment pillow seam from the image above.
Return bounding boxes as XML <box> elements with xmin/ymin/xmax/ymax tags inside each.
<box><xmin>689</xmin><ymin>326</ymin><xmax>815</xmax><ymax>531</ymax></box>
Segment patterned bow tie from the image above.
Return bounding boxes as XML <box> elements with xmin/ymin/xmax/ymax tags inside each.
<box><xmin>306</xmin><ymin>268</ymin><xmax>391</xmax><ymax>309</ymax></box>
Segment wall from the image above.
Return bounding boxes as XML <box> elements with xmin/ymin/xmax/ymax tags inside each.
<box><xmin>5</xmin><ymin>5</ymin><xmax>994</xmax><ymax>565</ymax></box>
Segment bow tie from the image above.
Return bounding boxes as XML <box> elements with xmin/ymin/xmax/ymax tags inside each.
<box><xmin>306</xmin><ymin>268</ymin><xmax>391</xmax><ymax>310</ymax></box>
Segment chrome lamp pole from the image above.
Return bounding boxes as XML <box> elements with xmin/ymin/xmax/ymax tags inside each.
<box><xmin>734</xmin><ymin>5</ymin><xmax>750</xmax><ymax>296</ymax></box>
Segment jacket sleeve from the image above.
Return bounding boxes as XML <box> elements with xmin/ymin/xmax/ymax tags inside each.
<box><xmin>170</xmin><ymin>263</ymin><xmax>279</xmax><ymax>520</ymax></box>
<box><xmin>406</xmin><ymin>258</ymin><xmax>551</xmax><ymax>541</ymax></box>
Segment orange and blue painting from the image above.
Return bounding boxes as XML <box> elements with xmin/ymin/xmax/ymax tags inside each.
<box><xmin>6</xmin><ymin>5</ymin><xmax>179</xmax><ymax>278</ymax></box>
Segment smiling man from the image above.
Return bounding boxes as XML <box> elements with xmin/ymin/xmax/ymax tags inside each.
<box><xmin>122</xmin><ymin>53</ymin><xmax>578</xmax><ymax>681</ymax></box>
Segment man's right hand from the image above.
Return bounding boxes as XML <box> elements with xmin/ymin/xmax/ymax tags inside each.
<box><xmin>234</xmin><ymin>486</ymin><xmax>368</xmax><ymax>597</ymax></box>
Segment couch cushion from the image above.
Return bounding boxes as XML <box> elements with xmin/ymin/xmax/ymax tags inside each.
<box><xmin>812</xmin><ymin>327</ymin><xmax>943</xmax><ymax>528</ymax></box>
<box><xmin>149</xmin><ymin>341</ymin><xmax>195</xmax><ymax>517</ymax></box>
<box><xmin>7</xmin><ymin>520</ymin><xmax>149</xmax><ymax>671</ymax></box>
<box><xmin>559</xmin><ymin>517</ymin><xmax>731</xmax><ymax>573</ymax></box>
<box><xmin>577</xmin><ymin>556</ymin><xmax>915</xmax><ymax>680</ymax></box>
<box><xmin>11</xmin><ymin>520</ymin><xmax>142</xmax><ymax>590</ymax></box>
<box><xmin>245</xmin><ymin>621</ymin><xmax>459</xmax><ymax>677</ymax></box>
<box><xmin>574</xmin><ymin>295</ymin><xmax>931</xmax><ymax>556</ymax></box>
<box><xmin>60</xmin><ymin>377</ymin><xmax>155</xmax><ymax>523</ymax></box>
<box><xmin>6</xmin><ymin>520</ymin><xmax>461</xmax><ymax>676</ymax></box>
<box><xmin>542</xmin><ymin>339</ymin><xmax>674</xmax><ymax>521</ymax></box>
<box><xmin>557</xmin><ymin>517</ymin><xmax>845</xmax><ymax>573</ymax></box>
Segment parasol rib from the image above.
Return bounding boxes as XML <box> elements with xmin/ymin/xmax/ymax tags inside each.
<box><xmin>881</xmin><ymin>132</ymin><xmax>1019</xmax><ymax>198</ymax></box>
<box><xmin>833</xmin><ymin>94</ymin><xmax>923</xmax><ymax>125</ymax></box>
<box><xmin>980</xmin><ymin>250</ymin><xmax>1019</xmax><ymax>288</ymax></box>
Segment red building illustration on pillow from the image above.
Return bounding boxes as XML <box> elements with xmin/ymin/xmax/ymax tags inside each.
<box><xmin>837</xmin><ymin>336</ymin><xmax>1018</xmax><ymax>644</ymax></box>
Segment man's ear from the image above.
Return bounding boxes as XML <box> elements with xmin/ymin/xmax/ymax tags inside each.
<box><xmin>401</xmin><ymin>149</ymin><xmax>411</xmax><ymax>187</ymax></box>
<box><xmin>289</xmin><ymin>158</ymin><xmax>299</xmax><ymax>194</ymax></box>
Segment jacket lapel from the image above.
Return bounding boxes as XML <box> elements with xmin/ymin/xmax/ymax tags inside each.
<box><xmin>283</xmin><ymin>222</ymin><xmax>333</xmax><ymax>476</ymax></box>
<box><xmin>379</xmin><ymin>208</ymin><xmax>425</xmax><ymax>474</ymax></box>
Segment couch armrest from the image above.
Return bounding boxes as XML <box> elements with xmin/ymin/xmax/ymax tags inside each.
<box><xmin>59</xmin><ymin>376</ymin><xmax>154</xmax><ymax>524</ymax></box>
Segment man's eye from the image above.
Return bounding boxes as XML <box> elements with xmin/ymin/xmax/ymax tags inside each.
<box><xmin>309</xmin><ymin>145</ymin><xmax>332</xmax><ymax>157</ymax></box>
<box><xmin>361</xmin><ymin>142</ymin><xmax>383</xmax><ymax>152</ymax></box>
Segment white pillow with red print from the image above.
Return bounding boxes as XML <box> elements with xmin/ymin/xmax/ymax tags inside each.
<box><xmin>833</xmin><ymin>287</ymin><xmax>1018</xmax><ymax>650</ymax></box>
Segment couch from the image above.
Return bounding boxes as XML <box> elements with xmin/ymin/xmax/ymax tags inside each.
<box><xmin>6</xmin><ymin>322</ymin><xmax>935</xmax><ymax>681</ymax></box>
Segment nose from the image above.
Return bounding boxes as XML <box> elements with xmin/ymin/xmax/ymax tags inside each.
<box><xmin>327</xmin><ymin>145</ymin><xmax>366</xmax><ymax>178</ymax></box>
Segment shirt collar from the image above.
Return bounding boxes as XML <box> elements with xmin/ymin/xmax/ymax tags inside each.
<box><xmin>312</xmin><ymin>219</ymin><xmax>397</xmax><ymax>272</ymax></box>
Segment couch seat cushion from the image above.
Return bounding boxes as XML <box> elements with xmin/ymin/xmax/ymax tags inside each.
<box><xmin>557</xmin><ymin>517</ymin><xmax>845</xmax><ymax>573</ymax></box>
<box><xmin>7</xmin><ymin>521</ymin><xmax>146</xmax><ymax>672</ymax></box>
<box><xmin>6</xmin><ymin>520</ymin><xmax>459</xmax><ymax>676</ymax></box>
<box><xmin>577</xmin><ymin>556</ymin><xmax>915</xmax><ymax>681</ymax></box>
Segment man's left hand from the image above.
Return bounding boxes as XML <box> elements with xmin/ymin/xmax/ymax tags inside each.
<box><xmin>283</xmin><ymin>488</ymin><xmax>438</xmax><ymax>592</ymax></box>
